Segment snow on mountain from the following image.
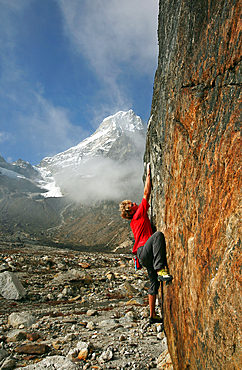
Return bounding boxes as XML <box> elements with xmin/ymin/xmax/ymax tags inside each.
<box><xmin>0</xmin><ymin>167</ymin><xmax>25</xmax><ymax>180</ymax></box>
<box><xmin>34</xmin><ymin>167</ymin><xmax>62</xmax><ymax>198</ymax></box>
<box><xmin>35</xmin><ymin>110</ymin><xmax>147</xmax><ymax>203</ymax></box>
<box><xmin>39</xmin><ymin>110</ymin><xmax>146</xmax><ymax>173</ymax></box>
<box><xmin>0</xmin><ymin>110</ymin><xmax>146</xmax><ymax>202</ymax></box>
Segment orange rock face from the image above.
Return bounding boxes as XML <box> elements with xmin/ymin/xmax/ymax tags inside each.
<box><xmin>146</xmin><ymin>1</ymin><xmax>242</xmax><ymax>368</ymax></box>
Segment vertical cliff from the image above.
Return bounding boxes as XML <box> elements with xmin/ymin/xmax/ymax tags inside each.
<box><xmin>145</xmin><ymin>0</ymin><xmax>242</xmax><ymax>368</ymax></box>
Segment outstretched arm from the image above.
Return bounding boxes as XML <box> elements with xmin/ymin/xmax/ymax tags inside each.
<box><xmin>143</xmin><ymin>163</ymin><xmax>151</xmax><ymax>202</ymax></box>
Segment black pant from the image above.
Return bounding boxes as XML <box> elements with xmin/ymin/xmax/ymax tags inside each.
<box><xmin>137</xmin><ymin>231</ymin><xmax>167</xmax><ymax>295</ymax></box>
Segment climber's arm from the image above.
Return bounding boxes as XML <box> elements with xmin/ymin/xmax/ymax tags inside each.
<box><xmin>143</xmin><ymin>163</ymin><xmax>151</xmax><ymax>202</ymax></box>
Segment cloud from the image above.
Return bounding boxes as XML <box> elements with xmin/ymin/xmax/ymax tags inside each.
<box><xmin>57</xmin><ymin>0</ymin><xmax>159</xmax><ymax>114</ymax></box>
<box><xmin>0</xmin><ymin>132</ymin><xmax>12</xmax><ymax>144</ymax></box>
<box><xmin>0</xmin><ymin>63</ymin><xmax>89</xmax><ymax>163</ymax></box>
<box><xmin>0</xmin><ymin>0</ymin><xmax>158</xmax><ymax>164</ymax></box>
<box><xmin>0</xmin><ymin>1</ymin><xmax>89</xmax><ymax>164</ymax></box>
<box><xmin>67</xmin><ymin>0</ymin><xmax>158</xmax><ymax>71</ymax></box>
<box><xmin>17</xmin><ymin>92</ymin><xmax>90</xmax><ymax>161</ymax></box>
<box><xmin>55</xmin><ymin>156</ymin><xmax>144</xmax><ymax>204</ymax></box>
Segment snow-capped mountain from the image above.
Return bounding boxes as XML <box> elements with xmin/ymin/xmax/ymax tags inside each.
<box><xmin>0</xmin><ymin>110</ymin><xmax>145</xmax><ymax>249</ymax></box>
<box><xmin>40</xmin><ymin>110</ymin><xmax>146</xmax><ymax>172</ymax></box>
<box><xmin>1</xmin><ymin>110</ymin><xmax>146</xmax><ymax>202</ymax></box>
<box><xmin>37</xmin><ymin>110</ymin><xmax>147</xmax><ymax>202</ymax></box>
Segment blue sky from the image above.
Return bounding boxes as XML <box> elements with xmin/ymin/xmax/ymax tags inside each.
<box><xmin>0</xmin><ymin>0</ymin><xmax>159</xmax><ymax>165</ymax></box>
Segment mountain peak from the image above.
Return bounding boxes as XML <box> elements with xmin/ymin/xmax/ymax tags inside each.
<box><xmin>101</xmin><ymin>110</ymin><xmax>146</xmax><ymax>132</ymax></box>
<box><xmin>38</xmin><ymin>110</ymin><xmax>146</xmax><ymax>203</ymax></box>
<box><xmin>41</xmin><ymin>110</ymin><xmax>146</xmax><ymax>168</ymax></box>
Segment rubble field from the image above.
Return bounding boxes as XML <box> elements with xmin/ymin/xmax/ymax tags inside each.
<box><xmin>0</xmin><ymin>243</ymin><xmax>172</xmax><ymax>370</ymax></box>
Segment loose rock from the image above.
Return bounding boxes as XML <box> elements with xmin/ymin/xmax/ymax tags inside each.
<box><xmin>0</xmin><ymin>271</ymin><xmax>26</xmax><ymax>300</ymax></box>
<box><xmin>0</xmin><ymin>243</ymin><xmax>172</xmax><ymax>369</ymax></box>
<box><xmin>8</xmin><ymin>312</ymin><xmax>36</xmax><ymax>329</ymax></box>
<box><xmin>15</xmin><ymin>355</ymin><xmax>79</xmax><ymax>369</ymax></box>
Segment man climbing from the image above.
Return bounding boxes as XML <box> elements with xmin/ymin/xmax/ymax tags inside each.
<box><xmin>119</xmin><ymin>163</ymin><xmax>172</xmax><ymax>324</ymax></box>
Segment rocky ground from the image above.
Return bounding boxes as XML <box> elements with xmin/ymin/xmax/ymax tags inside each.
<box><xmin>0</xmin><ymin>242</ymin><xmax>173</xmax><ymax>370</ymax></box>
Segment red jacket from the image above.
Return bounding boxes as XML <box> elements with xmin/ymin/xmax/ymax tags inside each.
<box><xmin>130</xmin><ymin>198</ymin><xmax>153</xmax><ymax>254</ymax></box>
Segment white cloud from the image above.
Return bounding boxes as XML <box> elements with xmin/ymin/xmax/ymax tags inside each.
<box><xmin>0</xmin><ymin>1</ymin><xmax>90</xmax><ymax>163</ymax></box>
<box><xmin>56</xmin><ymin>155</ymin><xmax>144</xmax><ymax>204</ymax></box>
<box><xmin>17</xmin><ymin>92</ymin><xmax>89</xmax><ymax>160</ymax></box>
<box><xmin>59</xmin><ymin>0</ymin><xmax>158</xmax><ymax>71</ymax></box>
<box><xmin>57</xmin><ymin>0</ymin><xmax>159</xmax><ymax>110</ymax></box>
<box><xmin>0</xmin><ymin>132</ymin><xmax>12</xmax><ymax>144</ymax></box>
<box><xmin>0</xmin><ymin>0</ymin><xmax>158</xmax><ymax>164</ymax></box>
<box><xmin>0</xmin><ymin>62</ymin><xmax>89</xmax><ymax>162</ymax></box>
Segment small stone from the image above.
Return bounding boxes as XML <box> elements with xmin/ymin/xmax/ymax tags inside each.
<box><xmin>106</xmin><ymin>272</ymin><xmax>115</xmax><ymax>280</ymax></box>
<box><xmin>64</xmin><ymin>333</ymin><xmax>75</xmax><ymax>341</ymax></box>
<box><xmin>68</xmin><ymin>341</ymin><xmax>89</xmax><ymax>360</ymax></box>
<box><xmin>15</xmin><ymin>344</ymin><xmax>50</xmax><ymax>355</ymax></box>
<box><xmin>68</xmin><ymin>294</ymin><xmax>81</xmax><ymax>301</ymax></box>
<box><xmin>99</xmin><ymin>319</ymin><xmax>118</xmax><ymax>327</ymax></box>
<box><xmin>157</xmin><ymin>332</ymin><xmax>164</xmax><ymax>340</ymax></box>
<box><xmin>79</xmin><ymin>262</ymin><xmax>91</xmax><ymax>268</ymax></box>
<box><xmin>157</xmin><ymin>324</ymin><xmax>164</xmax><ymax>333</ymax></box>
<box><xmin>82</xmin><ymin>363</ymin><xmax>90</xmax><ymax>370</ymax></box>
<box><xmin>119</xmin><ymin>334</ymin><xmax>126</xmax><ymax>341</ymax></box>
<box><xmin>126</xmin><ymin>298</ymin><xmax>143</xmax><ymax>306</ymax></box>
<box><xmin>157</xmin><ymin>349</ymin><xmax>173</xmax><ymax>369</ymax></box>
<box><xmin>6</xmin><ymin>330</ymin><xmax>27</xmax><ymax>343</ymax></box>
<box><xmin>123</xmin><ymin>282</ymin><xmax>137</xmax><ymax>294</ymax></box>
<box><xmin>87</xmin><ymin>321</ymin><xmax>95</xmax><ymax>330</ymax></box>
<box><xmin>0</xmin><ymin>271</ymin><xmax>26</xmax><ymax>300</ymax></box>
<box><xmin>141</xmin><ymin>307</ymin><xmax>150</xmax><ymax>318</ymax></box>
<box><xmin>98</xmin><ymin>347</ymin><xmax>113</xmax><ymax>364</ymax></box>
<box><xmin>67</xmin><ymin>348</ymin><xmax>78</xmax><ymax>360</ymax></box>
<box><xmin>0</xmin><ymin>357</ymin><xmax>16</xmax><ymax>370</ymax></box>
<box><xmin>77</xmin><ymin>348</ymin><xmax>88</xmax><ymax>360</ymax></box>
<box><xmin>0</xmin><ymin>349</ymin><xmax>9</xmax><ymax>361</ymax></box>
<box><xmin>15</xmin><ymin>355</ymin><xmax>79</xmax><ymax>369</ymax></box>
<box><xmin>86</xmin><ymin>309</ymin><xmax>97</xmax><ymax>316</ymax></box>
<box><xmin>52</xmin><ymin>341</ymin><xmax>62</xmax><ymax>350</ymax></box>
<box><xmin>83</xmin><ymin>274</ymin><xmax>93</xmax><ymax>284</ymax></box>
<box><xmin>26</xmin><ymin>333</ymin><xmax>41</xmax><ymax>341</ymax></box>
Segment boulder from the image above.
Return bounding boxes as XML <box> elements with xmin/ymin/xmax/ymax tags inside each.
<box><xmin>0</xmin><ymin>349</ymin><xmax>9</xmax><ymax>361</ymax></box>
<box><xmin>145</xmin><ymin>0</ymin><xmax>242</xmax><ymax>368</ymax></box>
<box><xmin>15</xmin><ymin>344</ymin><xmax>50</xmax><ymax>355</ymax></box>
<box><xmin>0</xmin><ymin>271</ymin><xmax>26</xmax><ymax>300</ymax></box>
<box><xmin>15</xmin><ymin>355</ymin><xmax>79</xmax><ymax>369</ymax></box>
<box><xmin>8</xmin><ymin>312</ymin><xmax>36</xmax><ymax>329</ymax></box>
<box><xmin>6</xmin><ymin>330</ymin><xmax>27</xmax><ymax>343</ymax></box>
<box><xmin>0</xmin><ymin>357</ymin><xmax>16</xmax><ymax>370</ymax></box>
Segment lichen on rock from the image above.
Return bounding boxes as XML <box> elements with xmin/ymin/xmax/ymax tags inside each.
<box><xmin>145</xmin><ymin>0</ymin><xmax>242</xmax><ymax>368</ymax></box>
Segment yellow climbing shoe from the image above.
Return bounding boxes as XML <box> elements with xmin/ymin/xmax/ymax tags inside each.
<box><xmin>157</xmin><ymin>268</ymin><xmax>173</xmax><ymax>282</ymax></box>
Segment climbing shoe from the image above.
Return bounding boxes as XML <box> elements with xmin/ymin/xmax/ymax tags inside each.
<box><xmin>149</xmin><ymin>315</ymin><xmax>163</xmax><ymax>325</ymax></box>
<box><xmin>157</xmin><ymin>268</ymin><xmax>173</xmax><ymax>282</ymax></box>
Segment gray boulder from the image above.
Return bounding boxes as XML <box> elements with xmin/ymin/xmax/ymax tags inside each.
<box><xmin>0</xmin><ymin>349</ymin><xmax>9</xmax><ymax>361</ymax></box>
<box><xmin>8</xmin><ymin>312</ymin><xmax>36</xmax><ymax>329</ymax></box>
<box><xmin>0</xmin><ymin>271</ymin><xmax>26</xmax><ymax>300</ymax></box>
<box><xmin>15</xmin><ymin>355</ymin><xmax>79</xmax><ymax>369</ymax></box>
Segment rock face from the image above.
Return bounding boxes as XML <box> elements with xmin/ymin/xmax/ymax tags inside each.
<box><xmin>145</xmin><ymin>0</ymin><xmax>242</xmax><ymax>369</ymax></box>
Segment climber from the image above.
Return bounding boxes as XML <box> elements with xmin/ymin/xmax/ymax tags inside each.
<box><xmin>119</xmin><ymin>163</ymin><xmax>173</xmax><ymax>325</ymax></box>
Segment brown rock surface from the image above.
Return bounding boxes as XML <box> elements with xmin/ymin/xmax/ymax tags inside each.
<box><xmin>15</xmin><ymin>344</ymin><xmax>50</xmax><ymax>355</ymax></box>
<box><xmin>145</xmin><ymin>0</ymin><xmax>242</xmax><ymax>369</ymax></box>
